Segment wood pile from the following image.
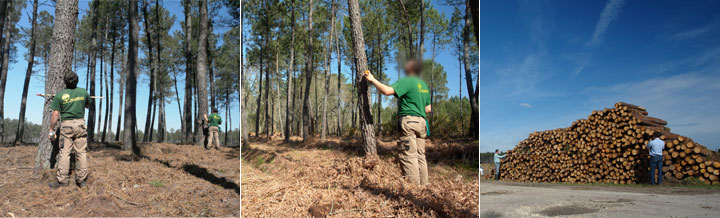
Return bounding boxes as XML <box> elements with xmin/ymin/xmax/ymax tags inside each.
<box><xmin>500</xmin><ymin>102</ymin><xmax>720</xmax><ymax>184</ymax></box>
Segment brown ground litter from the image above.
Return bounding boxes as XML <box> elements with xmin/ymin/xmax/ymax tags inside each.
<box><xmin>241</xmin><ymin>136</ymin><xmax>478</xmax><ymax>217</ymax></box>
<box><xmin>0</xmin><ymin>142</ymin><xmax>240</xmax><ymax>217</ymax></box>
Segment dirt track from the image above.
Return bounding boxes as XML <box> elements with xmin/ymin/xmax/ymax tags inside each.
<box><xmin>0</xmin><ymin>143</ymin><xmax>240</xmax><ymax>217</ymax></box>
<box><xmin>481</xmin><ymin>180</ymin><xmax>720</xmax><ymax>217</ymax></box>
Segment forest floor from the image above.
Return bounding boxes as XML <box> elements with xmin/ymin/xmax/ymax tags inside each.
<box><xmin>241</xmin><ymin>135</ymin><xmax>479</xmax><ymax>217</ymax></box>
<box><xmin>0</xmin><ymin>142</ymin><xmax>240</xmax><ymax>217</ymax></box>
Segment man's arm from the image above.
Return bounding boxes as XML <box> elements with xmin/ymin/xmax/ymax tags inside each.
<box><xmin>425</xmin><ymin>105</ymin><xmax>432</xmax><ymax>113</ymax></box>
<box><xmin>49</xmin><ymin>110</ymin><xmax>60</xmax><ymax>140</ymax></box>
<box><xmin>364</xmin><ymin>71</ymin><xmax>395</xmax><ymax>96</ymax></box>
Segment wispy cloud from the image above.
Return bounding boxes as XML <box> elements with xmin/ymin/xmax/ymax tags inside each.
<box><xmin>572</xmin><ymin>0</ymin><xmax>625</xmax><ymax>77</ymax></box>
<box><xmin>519</xmin><ymin>103</ymin><xmax>534</xmax><ymax>108</ymax></box>
<box><xmin>666</xmin><ymin>18</ymin><xmax>720</xmax><ymax>41</ymax></box>
<box><xmin>587</xmin><ymin>0</ymin><xmax>626</xmax><ymax>47</ymax></box>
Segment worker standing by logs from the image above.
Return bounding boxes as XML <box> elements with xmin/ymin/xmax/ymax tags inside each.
<box><xmin>494</xmin><ymin>149</ymin><xmax>507</xmax><ymax>180</ymax></box>
<box><xmin>500</xmin><ymin>102</ymin><xmax>720</xmax><ymax>184</ymax></box>
<box><xmin>647</xmin><ymin>132</ymin><xmax>665</xmax><ymax>185</ymax></box>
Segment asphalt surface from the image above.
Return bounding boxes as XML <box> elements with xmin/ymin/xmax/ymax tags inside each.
<box><xmin>480</xmin><ymin>180</ymin><xmax>720</xmax><ymax>217</ymax></box>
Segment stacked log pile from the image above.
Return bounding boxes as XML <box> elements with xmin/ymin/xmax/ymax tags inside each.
<box><xmin>500</xmin><ymin>102</ymin><xmax>720</xmax><ymax>184</ymax></box>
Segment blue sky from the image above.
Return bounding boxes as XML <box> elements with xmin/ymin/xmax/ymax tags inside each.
<box><xmin>481</xmin><ymin>0</ymin><xmax>720</xmax><ymax>151</ymax></box>
<box><xmin>4</xmin><ymin>1</ymin><xmax>238</xmax><ymax>134</ymax></box>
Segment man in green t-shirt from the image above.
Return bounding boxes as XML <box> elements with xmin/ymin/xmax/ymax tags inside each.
<box><xmin>48</xmin><ymin>72</ymin><xmax>91</xmax><ymax>189</ymax></box>
<box><xmin>364</xmin><ymin>59</ymin><xmax>432</xmax><ymax>185</ymax></box>
<box><xmin>205</xmin><ymin>108</ymin><xmax>222</xmax><ymax>149</ymax></box>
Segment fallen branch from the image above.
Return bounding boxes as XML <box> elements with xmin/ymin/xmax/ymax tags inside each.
<box><xmin>108</xmin><ymin>191</ymin><xmax>145</xmax><ymax>207</ymax></box>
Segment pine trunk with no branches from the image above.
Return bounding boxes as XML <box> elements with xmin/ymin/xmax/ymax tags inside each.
<box><xmin>36</xmin><ymin>0</ymin><xmax>79</xmax><ymax>168</ymax></box>
<box><xmin>182</xmin><ymin>0</ymin><xmax>193</xmax><ymax>143</ymax></box>
<box><xmin>321</xmin><ymin>0</ymin><xmax>336</xmax><ymax>140</ymax></box>
<box><xmin>141</xmin><ymin>0</ymin><xmax>156</xmax><ymax>142</ymax></box>
<box><xmin>463</xmin><ymin>0</ymin><xmax>478</xmax><ymax>138</ymax></box>
<box><xmin>15</xmin><ymin>0</ymin><xmax>39</xmax><ymax>145</ymax></box>
<box><xmin>195</xmin><ymin>0</ymin><xmax>210</xmax><ymax>145</ymax></box>
<box><xmin>87</xmin><ymin>0</ymin><xmax>100</xmax><ymax>143</ymax></box>
<box><xmin>125</xmin><ymin>0</ymin><xmax>140</xmax><ymax>154</ymax></box>
<box><xmin>347</xmin><ymin>0</ymin><xmax>377</xmax><ymax>155</ymax></box>
<box><xmin>284</xmin><ymin>0</ymin><xmax>296</xmax><ymax>142</ymax></box>
<box><xmin>115</xmin><ymin>33</ymin><xmax>126</xmax><ymax>142</ymax></box>
<box><xmin>301</xmin><ymin>0</ymin><xmax>315</xmax><ymax>142</ymax></box>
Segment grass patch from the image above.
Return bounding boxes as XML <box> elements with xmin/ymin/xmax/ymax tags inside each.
<box><xmin>148</xmin><ymin>180</ymin><xmax>164</xmax><ymax>188</ymax></box>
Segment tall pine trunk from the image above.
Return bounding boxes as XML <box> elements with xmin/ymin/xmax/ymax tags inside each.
<box><xmin>125</xmin><ymin>0</ymin><xmax>140</xmax><ymax>154</ymax></box>
<box><xmin>15</xmin><ymin>0</ymin><xmax>39</xmax><ymax>145</ymax></box>
<box><xmin>284</xmin><ymin>0</ymin><xmax>296</xmax><ymax>142</ymax></box>
<box><xmin>87</xmin><ymin>0</ymin><xmax>100</xmax><ymax>143</ymax></box>
<box><xmin>142</xmin><ymin>0</ymin><xmax>156</xmax><ymax>142</ymax></box>
<box><xmin>321</xmin><ymin>0</ymin><xmax>336</xmax><ymax>140</ymax></box>
<box><xmin>36</xmin><ymin>0</ymin><xmax>79</xmax><ymax>168</ymax></box>
<box><xmin>301</xmin><ymin>0</ymin><xmax>314</xmax><ymax>142</ymax></box>
<box><xmin>182</xmin><ymin>0</ymin><xmax>193</xmax><ymax>143</ymax></box>
<box><xmin>347</xmin><ymin>0</ymin><xmax>377</xmax><ymax>155</ymax></box>
<box><xmin>335</xmin><ymin>20</ymin><xmax>342</xmax><ymax>136</ymax></box>
<box><xmin>462</xmin><ymin>0</ymin><xmax>478</xmax><ymax>138</ymax></box>
<box><xmin>115</xmin><ymin>34</ymin><xmax>126</xmax><ymax>142</ymax></box>
<box><xmin>103</xmin><ymin>24</ymin><xmax>116</xmax><ymax>142</ymax></box>
<box><xmin>195</xmin><ymin>0</ymin><xmax>210</xmax><ymax>145</ymax></box>
<box><xmin>0</xmin><ymin>0</ymin><xmax>12</xmax><ymax>143</ymax></box>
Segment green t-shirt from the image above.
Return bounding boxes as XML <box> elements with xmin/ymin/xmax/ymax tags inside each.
<box><xmin>391</xmin><ymin>76</ymin><xmax>431</xmax><ymax>118</ymax></box>
<box><xmin>208</xmin><ymin>113</ymin><xmax>222</xmax><ymax>127</ymax></box>
<box><xmin>50</xmin><ymin>88</ymin><xmax>90</xmax><ymax>121</ymax></box>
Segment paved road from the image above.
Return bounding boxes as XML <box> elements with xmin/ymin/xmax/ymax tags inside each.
<box><xmin>481</xmin><ymin>181</ymin><xmax>720</xmax><ymax>217</ymax></box>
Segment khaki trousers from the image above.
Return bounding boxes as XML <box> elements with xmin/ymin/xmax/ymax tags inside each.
<box><xmin>57</xmin><ymin>119</ymin><xmax>89</xmax><ymax>184</ymax></box>
<box><xmin>207</xmin><ymin>126</ymin><xmax>221</xmax><ymax>149</ymax></box>
<box><xmin>398</xmin><ymin>116</ymin><xmax>429</xmax><ymax>185</ymax></box>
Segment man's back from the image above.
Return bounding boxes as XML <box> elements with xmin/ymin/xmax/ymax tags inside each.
<box><xmin>208</xmin><ymin>113</ymin><xmax>222</xmax><ymax>127</ymax></box>
<box><xmin>391</xmin><ymin>76</ymin><xmax>431</xmax><ymax>118</ymax></box>
<box><xmin>50</xmin><ymin>88</ymin><xmax>90</xmax><ymax>120</ymax></box>
<box><xmin>647</xmin><ymin>138</ymin><xmax>665</xmax><ymax>156</ymax></box>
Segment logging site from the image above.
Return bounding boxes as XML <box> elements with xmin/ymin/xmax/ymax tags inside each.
<box><xmin>481</xmin><ymin>0</ymin><xmax>720</xmax><ymax>217</ymax></box>
<box><xmin>241</xmin><ymin>0</ymin><xmax>479</xmax><ymax>217</ymax></box>
<box><xmin>0</xmin><ymin>0</ymin><xmax>240</xmax><ymax>217</ymax></box>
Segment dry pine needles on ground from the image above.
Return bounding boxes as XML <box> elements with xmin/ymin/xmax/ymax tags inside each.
<box><xmin>0</xmin><ymin>143</ymin><xmax>240</xmax><ymax>217</ymax></box>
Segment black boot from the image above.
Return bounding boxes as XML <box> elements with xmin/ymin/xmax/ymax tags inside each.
<box><xmin>77</xmin><ymin>180</ymin><xmax>87</xmax><ymax>188</ymax></box>
<box><xmin>49</xmin><ymin>181</ymin><xmax>68</xmax><ymax>189</ymax></box>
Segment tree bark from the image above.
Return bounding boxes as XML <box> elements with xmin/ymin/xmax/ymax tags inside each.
<box><xmin>240</xmin><ymin>33</ymin><xmax>249</xmax><ymax>145</ymax></box>
<box><xmin>141</xmin><ymin>0</ymin><xmax>156</xmax><ymax>142</ymax></box>
<box><xmin>284</xmin><ymin>0</ymin><xmax>296</xmax><ymax>142</ymax></box>
<box><xmin>36</xmin><ymin>0</ymin><xmax>79</xmax><ymax>168</ymax></box>
<box><xmin>0</xmin><ymin>0</ymin><xmax>13</xmax><ymax>143</ymax></box>
<box><xmin>335</xmin><ymin>17</ymin><xmax>342</xmax><ymax>136</ymax></box>
<box><xmin>87</xmin><ymin>0</ymin><xmax>100</xmax><ymax>143</ymax></box>
<box><xmin>115</xmin><ymin>33</ymin><xmax>126</xmax><ymax>142</ymax></box>
<box><xmin>347</xmin><ymin>0</ymin><xmax>377</xmax><ymax>155</ymax></box>
<box><xmin>103</xmin><ymin>22</ymin><xmax>117</xmax><ymax>142</ymax></box>
<box><xmin>418</xmin><ymin>0</ymin><xmax>425</xmax><ymax>58</ymax></box>
<box><xmin>182</xmin><ymin>0</ymin><xmax>193</xmax><ymax>143</ymax></box>
<box><xmin>263</xmin><ymin>13</ymin><xmax>271</xmax><ymax>138</ymax></box>
<box><xmin>125</xmin><ymin>0</ymin><xmax>140</xmax><ymax>154</ymax></box>
<box><xmin>321</xmin><ymin>0</ymin><xmax>336</xmax><ymax>140</ymax></box>
<box><xmin>462</xmin><ymin>0</ymin><xmax>478</xmax><ymax>138</ymax></box>
<box><xmin>98</xmin><ymin>13</ymin><xmax>109</xmax><ymax>141</ymax></box>
<box><xmin>15</xmin><ymin>0</ymin><xmax>39</xmax><ymax>145</ymax></box>
<box><xmin>302</xmin><ymin>0</ymin><xmax>315</xmax><ymax>142</ymax></box>
<box><xmin>155</xmin><ymin>0</ymin><xmax>165</xmax><ymax>142</ymax></box>
<box><xmin>195</xmin><ymin>0</ymin><xmax>210</xmax><ymax>145</ymax></box>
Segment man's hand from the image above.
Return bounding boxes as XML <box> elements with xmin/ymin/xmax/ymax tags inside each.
<box><xmin>363</xmin><ymin>70</ymin><xmax>376</xmax><ymax>82</ymax></box>
<box><xmin>48</xmin><ymin>131</ymin><xmax>56</xmax><ymax>141</ymax></box>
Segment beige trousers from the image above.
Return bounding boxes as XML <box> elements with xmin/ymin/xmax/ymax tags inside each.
<box><xmin>57</xmin><ymin>119</ymin><xmax>89</xmax><ymax>184</ymax></box>
<box><xmin>398</xmin><ymin>116</ymin><xmax>429</xmax><ymax>185</ymax></box>
<box><xmin>207</xmin><ymin>126</ymin><xmax>221</xmax><ymax>149</ymax></box>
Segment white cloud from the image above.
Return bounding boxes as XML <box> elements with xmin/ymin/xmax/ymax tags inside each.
<box><xmin>667</xmin><ymin>18</ymin><xmax>720</xmax><ymax>41</ymax></box>
<box><xmin>519</xmin><ymin>103</ymin><xmax>533</xmax><ymax>108</ymax></box>
<box><xmin>587</xmin><ymin>0</ymin><xmax>625</xmax><ymax>47</ymax></box>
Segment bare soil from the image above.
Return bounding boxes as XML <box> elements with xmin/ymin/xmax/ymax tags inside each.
<box><xmin>0</xmin><ymin>142</ymin><xmax>240</xmax><ymax>217</ymax></box>
<box><xmin>241</xmin><ymin>136</ymin><xmax>479</xmax><ymax>217</ymax></box>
